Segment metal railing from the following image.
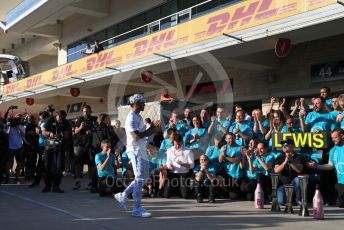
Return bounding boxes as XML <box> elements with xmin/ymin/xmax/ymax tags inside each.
<box><xmin>67</xmin><ymin>0</ymin><xmax>243</xmax><ymax>61</ymax></box>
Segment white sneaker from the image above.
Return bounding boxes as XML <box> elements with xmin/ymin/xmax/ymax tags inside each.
<box><xmin>132</xmin><ymin>208</ymin><xmax>152</xmax><ymax>218</ymax></box>
<box><xmin>114</xmin><ymin>193</ymin><xmax>127</xmax><ymax>210</ymax></box>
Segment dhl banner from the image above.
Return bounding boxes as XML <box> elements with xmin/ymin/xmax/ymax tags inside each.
<box><xmin>3</xmin><ymin>0</ymin><xmax>337</xmax><ymax>96</ymax></box>
<box><xmin>272</xmin><ymin>132</ymin><xmax>329</xmax><ymax>149</ymax></box>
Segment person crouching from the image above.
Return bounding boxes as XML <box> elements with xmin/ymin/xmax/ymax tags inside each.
<box><xmin>95</xmin><ymin>140</ymin><xmax>121</xmax><ymax>196</ymax></box>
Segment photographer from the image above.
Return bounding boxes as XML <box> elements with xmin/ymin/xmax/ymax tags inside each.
<box><xmin>89</xmin><ymin>113</ymin><xmax>119</xmax><ymax>193</ymax></box>
<box><xmin>29</xmin><ymin>111</ymin><xmax>49</xmax><ymax>187</ymax></box>
<box><xmin>73</xmin><ymin>105</ymin><xmax>96</xmax><ymax>190</ymax></box>
<box><xmin>6</xmin><ymin>112</ymin><xmax>25</xmax><ymax>184</ymax></box>
<box><xmin>41</xmin><ymin>107</ymin><xmax>69</xmax><ymax>193</ymax></box>
<box><xmin>23</xmin><ymin>115</ymin><xmax>39</xmax><ymax>180</ymax></box>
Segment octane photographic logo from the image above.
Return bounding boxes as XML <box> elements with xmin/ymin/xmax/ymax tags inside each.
<box><xmin>107</xmin><ymin>51</ymin><xmax>233</xmax><ymax>145</ymax></box>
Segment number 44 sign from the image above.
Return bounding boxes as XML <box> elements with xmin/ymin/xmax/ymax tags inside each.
<box><xmin>311</xmin><ymin>60</ymin><xmax>344</xmax><ymax>82</ymax></box>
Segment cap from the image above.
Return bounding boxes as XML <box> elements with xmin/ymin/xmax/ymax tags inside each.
<box><xmin>129</xmin><ymin>94</ymin><xmax>146</xmax><ymax>105</ymax></box>
<box><xmin>280</xmin><ymin>138</ymin><xmax>294</xmax><ymax>146</ymax></box>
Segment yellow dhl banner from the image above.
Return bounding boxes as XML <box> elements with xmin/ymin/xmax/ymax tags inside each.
<box><xmin>3</xmin><ymin>0</ymin><xmax>337</xmax><ymax>96</ymax></box>
<box><xmin>272</xmin><ymin>132</ymin><xmax>329</xmax><ymax>149</ymax></box>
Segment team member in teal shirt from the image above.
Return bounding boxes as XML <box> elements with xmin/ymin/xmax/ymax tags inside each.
<box><xmin>281</xmin><ymin>117</ymin><xmax>302</xmax><ymax>133</ymax></box>
<box><xmin>95</xmin><ymin>140</ymin><xmax>118</xmax><ymax>196</ymax></box>
<box><xmin>164</xmin><ymin>111</ymin><xmax>187</xmax><ymax>136</ymax></box>
<box><xmin>251</xmin><ymin>109</ymin><xmax>269</xmax><ymax>142</ymax></box>
<box><xmin>205</xmin><ymin>134</ymin><xmax>224</xmax><ymax>174</ymax></box>
<box><xmin>308</xmin><ymin>128</ymin><xmax>344</xmax><ymax>208</ymax></box>
<box><xmin>146</xmin><ymin>143</ymin><xmax>167</xmax><ymax>197</ymax></box>
<box><xmin>304</xmin><ymin>97</ymin><xmax>336</xmax><ymax>132</ymax></box>
<box><xmin>219</xmin><ymin>132</ymin><xmax>243</xmax><ymax>200</ymax></box>
<box><xmin>241</xmin><ymin>141</ymin><xmax>274</xmax><ymax>201</ymax></box>
<box><xmin>208</xmin><ymin>107</ymin><xmax>231</xmax><ymax>141</ymax></box>
<box><xmin>229</xmin><ymin>110</ymin><xmax>253</xmax><ymax>148</ymax></box>
<box><xmin>184</xmin><ymin>116</ymin><xmax>209</xmax><ymax>158</ymax></box>
<box><xmin>159</xmin><ymin>128</ymin><xmax>176</xmax><ymax>158</ymax></box>
<box><xmin>336</xmin><ymin>94</ymin><xmax>344</xmax><ymax>129</ymax></box>
<box><xmin>194</xmin><ymin>155</ymin><xmax>217</xmax><ymax>203</ymax></box>
<box><xmin>200</xmin><ymin>108</ymin><xmax>211</xmax><ymax>129</ymax></box>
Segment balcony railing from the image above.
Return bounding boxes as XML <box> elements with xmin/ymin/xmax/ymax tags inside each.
<box><xmin>67</xmin><ymin>0</ymin><xmax>243</xmax><ymax>62</ymax></box>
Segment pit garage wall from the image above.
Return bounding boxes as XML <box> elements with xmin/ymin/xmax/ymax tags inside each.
<box><xmin>3</xmin><ymin>33</ymin><xmax>343</xmax><ymax>119</ymax></box>
<box><xmin>68</xmin><ymin>34</ymin><xmax>344</xmax><ymax>119</ymax></box>
<box><xmin>223</xmin><ymin>34</ymin><xmax>344</xmax><ymax>114</ymax></box>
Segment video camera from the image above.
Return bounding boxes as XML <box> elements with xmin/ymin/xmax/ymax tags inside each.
<box><xmin>7</xmin><ymin>117</ymin><xmax>21</xmax><ymax>127</ymax></box>
<box><xmin>6</xmin><ymin>105</ymin><xmax>21</xmax><ymax>126</ymax></box>
<box><xmin>46</xmin><ymin>104</ymin><xmax>55</xmax><ymax>113</ymax></box>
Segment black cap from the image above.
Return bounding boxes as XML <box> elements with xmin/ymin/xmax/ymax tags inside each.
<box><xmin>173</xmin><ymin>133</ymin><xmax>183</xmax><ymax>143</ymax></box>
<box><xmin>280</xmin><ymin>138</ymin><xmax>294</xmax><ymax>146</ymax></box>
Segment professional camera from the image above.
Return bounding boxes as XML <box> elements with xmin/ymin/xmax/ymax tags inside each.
<box><xmin>8</xmin><ymin>105</ymin><xmax>18</xmax><ymax>110</ymax></box>
<box><xmin>7</xmin><ymin>117</ymin><xmax>21</xmax><ymax>126</ymax></box>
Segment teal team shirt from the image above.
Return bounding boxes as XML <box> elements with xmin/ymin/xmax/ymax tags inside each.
<box><xmin>184</xmin><ymin>127</ymin><xmax>209</xmax><ymax>152</ymax></box>
<box><xmin>95</xmin><ymin>152</ymin><xmax>116</xmax><ymax>178</ymax></box>
<box><xmin>222</xmin><ymin>145</ymin><xmax>243</xmax><ymax>179</ymax></box>
<box><xmin>159</xmin><ymin>139</ymin><xmax>173</xmax><ymax>153</ymax></box>
<box><xmin>250</xmin><ymin>119</ymin><xmax>270</xmax><ymax>141</ymax></box>
<box><xmin>229</xmin><ymin>121</ymin><xmax>253</xmax><ymax>148</ymax></box>
<box><xmin>193</xmin><ymin>164</ymin><xmax>216</xmax><ymax>183</ymax></box>
<box><xmin>253</xmin><ymin>154</ymin><xmax>275</xmax><ymax>177</ymax></box>
<box><xmin>148</xmin><ymin>151</ymin><xmax>166</xmax><ymax>172</ymax></box>
<box><xmin>121</xmin><ymin>151</ymin><xmax>129</xmax><ymax>176</ymax></box>
<box><xmin>329</xmin><ymin>145</ymin><xmax>344</xmax><ymax>184</ymax></box>
<box><xmin>202</xmin><ymin>119</ymin><xmax>211</xmax><ymax>129</ymax></box>
<box><xmin>164</xmin><ymin>121</ymin><xmax>187</xmax><ymax>136</ymax></box>
<box><xmin>213</xmin><ymin>119</ymin><xmax>231</xmax><ymax>136</ymax></box>
<box><xmin>205</xmin><ymin>145</ymin><xmax>222</xmax><ymax>173</ymax></box>
<box><xmin>305</xmin><ymin>111</ymin><xmax>336</xmax><ymax>132</ymax></box>
<box><xmin>245</xmin><ymin>154</ymin><xmax>275</xmax><ymax>180</ymax></box>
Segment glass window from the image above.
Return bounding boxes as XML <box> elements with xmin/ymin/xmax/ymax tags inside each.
<box><xmin>192</xmin><ymin>0</ymin><xmax>217</xmax><ymax>18</ymax></box>
<box><xmin>178</xmin><ymin>0</ymin><xmax>197</xmax><ymax>11</ymax></box>
<box><xmin>131</xmin><ymin>13</ymin><xmax>146</xmax><ymax>28</ymax></box>
<box><xmin>118</xmin><ymin>20</ymin><xmax>131</xmax><ymax>34</ymax></box>
<box><xmin>161</xmin><ymin>0</ymin><xmax>177</xmax><ymax>17</ymax></box>
<box><xmin>145</xmin><ymin>6</ymin><xmax>160</xmax><ymax>24</ymax></box>
<box><xmin>178</xmin><ymin>9</ymin><xmax>190</xmax><ymax>24</ymax></box>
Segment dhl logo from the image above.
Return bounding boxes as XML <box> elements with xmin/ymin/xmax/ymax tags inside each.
<box><xmin>4</xmin><ymin>82</ymin><xmax>20</xmax><ymax>94</ymax></box>
<box><xmin>26</xmin><ymin>75</ymin><xmax>42</xmax><ymax>88</ymax></box>
<box><xmin>133</xmin><ymin>30</ymin><xmax>184</xmax><ymax>57</ymax></box>
<box><xmin>206</xmin><ymin>0</ymin><xmax>297</xmax><ymax>36</ymax></box>
<box><xmin>86</xmin><ymin>50</ymin><xmax>116</xmax><ymax>71</ymax></box>
<box><xmin>273</xmin><ymin>132</ymin><xmax>328</xmax><ymax>149</ymax></box>
<box><xmin>52</xmin><ymin>65</ymin><xmax>73</xmax><ymax>81</ymax></box>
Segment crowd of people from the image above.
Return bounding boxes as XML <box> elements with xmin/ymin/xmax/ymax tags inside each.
<box><xmin>0</xmin><ymin>87</ymin><xmax>343</xmax><ymax>217</ymax></box>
